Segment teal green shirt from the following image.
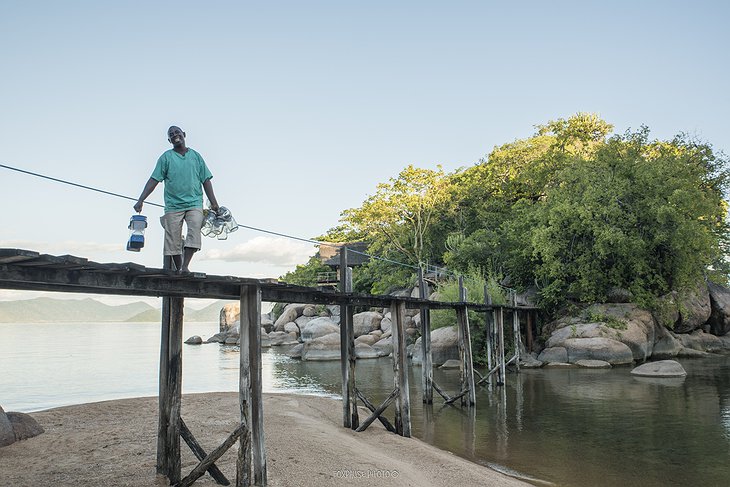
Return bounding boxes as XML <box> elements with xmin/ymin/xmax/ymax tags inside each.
<box><xmin>151</xmin><ymin>148</ymin><xmax>213</xmax><ymax>212</ymax></box>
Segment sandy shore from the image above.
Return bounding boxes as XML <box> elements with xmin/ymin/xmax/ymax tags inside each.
<box><xmin>0</xmin><ymin>392</ymin><xmax>530</xmax><ymax>487</ymax></box>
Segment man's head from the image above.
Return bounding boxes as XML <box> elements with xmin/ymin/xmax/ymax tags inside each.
<box><xmin>167</xmin><ymin>126</ymin><xmax>186</xmax><ymax>148</ymax></box>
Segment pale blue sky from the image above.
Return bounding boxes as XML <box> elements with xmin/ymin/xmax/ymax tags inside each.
<box><xmin>1</xmin><ymin>1</ymin><xmax>728</xmax><ymax>302</ymax></box>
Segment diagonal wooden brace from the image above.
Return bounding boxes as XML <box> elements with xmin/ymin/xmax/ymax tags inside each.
<box><xmin>180</xmin><ymin>418</ymin><xmax>230</xmax><ymax>486</ymax></box>
<box><xmin>175</xmin><ymin>422</ymin><xmax>247</xmax><ymax>487</ymax></box>
<box><xmin>355</xmin><ymin>388</ymin><xmax>399</xmax><ymax>433</ymax></box>
<box><xmin>355</xmin><ymin>388</ymin><xmax>396</xmax><ymax>433</ymax></box>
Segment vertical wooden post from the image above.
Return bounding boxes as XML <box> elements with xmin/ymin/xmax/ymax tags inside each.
<box><xmin>391</xmin><ymin>300</ymin><xmax>411</xmax><ymax>437</ymax></box>
<box><xmin>238</xmin><ymin>284</ymin><xmax>266</xmax><ymax>486</ymax></box>
<box><xmin>526</xmin><ymin>310</ymin><xmax>534</xmax><ymax>353</ymax></box>
<box><xmin>157</xmin><ymin>256</ymin><xmax>173</xmax><ymax>476</ymax></box>
<box><xmin>457</xmin><ymin>277</ymin><xmax>476</xmax><ymax>407</ymax></box>
<box><xmin>497</xmin><ymin>306</ymin><xmax>506</xmax><ymax>386</ymax></box>
<box><xmin>512</xmin><ymin>292</ymin><xmax>521</xmax><ymax>373</ymax></box>
<box><xmin>484</xmin><ymin>285</ymin><xmax>493</xmax><ymax>373</ymax></box>
<box><xmin>339</xmin><ymin>247</ymin><xmax>357</xmax><ymax>429</ymax></box>
<box><xmin>346</xmin><ymin>268</ymin><xmax>358</xmax><ymax>430</ymax></box>
<box><xmin>418</xmin><ymin>267</ymin><xmax>433</xmax><ymax>404</ymax></box>
<box><xmin>165</xmin><ymin>295</ymin><xmax>184</xmax><ymax>484</ymax></box>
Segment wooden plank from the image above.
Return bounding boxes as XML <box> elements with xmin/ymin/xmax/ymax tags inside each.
<box><xmin>418</xmin><ymin>268</ymin><xmax>433</xmax><ymax>404</ymax></box>
<box><xmin>0</xmin><ymin>249</ymin><xmax>39</xmax><ymax>264</ymax></box>
<box><xmin>237</xmin><ymin>285</ymin><xmax>256</xmax><ymax>487</ymax></box>
<box><xmin>497</xmin><ymin>307</ymin><xmax>506</xmax><ymax>386</ymax></box>
<box><xmin>355</xmin><ymin>388</ymin><xmax>399</xmax><ymax>433</ymax></box>
<box><xmin>176</xmin><ymin>422</ymin><xmax>247</xmax><ymax>487</ymax></box>
<box><xmin>180</xmin><ymin>418</ymin><xmax>230</xmax><ymax>485</ymax></box>
<box><xmin>355</xmin><ymin>388</ymin><xmax>395</xmax><ymax>433</ymax></box>
<box><xmin>526</xmin><ymin>310</ymin><xmax>534</xmax><ymax>353</ymax></box>
<box><xmin>248</xmin><ymin>286</ymin><xmax>267</xmax><ymax>486</ymax></box>
<box><xmin>390</xmin><ymin>300</ymin><xmax>411</xmax><ymax>437</ymax></box>
<box><xmin>513</xmin><ymin>307</ymin><xmax>521</xmax><ymax>373</ymax></box>
<box><xmin>431</xmin><ymin>381</ymin><xmax>452</xmax><ymax>402</ymax></box>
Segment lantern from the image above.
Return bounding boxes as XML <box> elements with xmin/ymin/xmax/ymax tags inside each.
<box><xmin>126</xmin><ymin>214</ymin><xmax>147</xmax><ymax>252</ymax></box>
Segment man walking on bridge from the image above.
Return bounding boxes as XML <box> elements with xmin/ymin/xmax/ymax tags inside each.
<box><xmin>134</xmin><ymin>125</ymin><xmax>219</xmax><ymax>273</ymax></box>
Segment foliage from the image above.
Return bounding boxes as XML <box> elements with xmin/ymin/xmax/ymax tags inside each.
<box><xmin>279</xmin><ymin>253</ymin><xmax>331</xmax><ymax>287</ymax></box>
<box><xmin>431</xmin><ymin>271</ymin><xmax>487</xmax><ymax>329</ymax></box>
<box><xmin>281</xmin><ymin>113</ymin><xmax>729</xmax><ymax>317</ymax></box>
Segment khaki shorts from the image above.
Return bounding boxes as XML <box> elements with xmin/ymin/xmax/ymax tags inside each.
<box><xmin>160</xmin><ymin>209</ymin><xmax>204</xmax><ymax>255</ymax></box>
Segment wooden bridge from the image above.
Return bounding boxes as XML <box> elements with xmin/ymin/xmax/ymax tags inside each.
<box><xmin>0</xmin><ymin>248</ymin><xmax>538</xmax><ymax>487</ymax></box>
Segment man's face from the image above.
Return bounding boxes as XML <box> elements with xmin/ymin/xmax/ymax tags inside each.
<box><xmin>168</xmin><ymin>126</ymin><xmax>185</xmax><ymax>147</ymax></box>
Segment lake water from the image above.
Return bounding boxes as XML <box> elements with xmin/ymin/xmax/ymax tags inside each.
<box><xmin>2</xmin><ymin>321</ymin><xmax>729</xmax><ymax>486</ymax></box>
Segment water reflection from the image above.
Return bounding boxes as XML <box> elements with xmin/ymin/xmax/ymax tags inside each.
<box><xmin>264</xmin><ymin>349</ymin><xmax>730</xmax><ymax>487</ymax></box>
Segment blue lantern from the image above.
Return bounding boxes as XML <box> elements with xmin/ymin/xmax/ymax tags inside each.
<box><xmin>127</xmin><ymin>214</ymin><xmax>147</xmax><ymax>252</ymax></box>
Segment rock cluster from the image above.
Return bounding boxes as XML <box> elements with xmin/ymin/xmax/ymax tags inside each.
<box><xmin>0</xmin><ymin>405</ymin><xmax>44</xmax><ymax>448</ymax></box>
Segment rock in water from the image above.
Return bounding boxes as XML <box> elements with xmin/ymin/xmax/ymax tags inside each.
<box><xmin>630</xmin><ymin>360</ymin><xmax>687</xmax><ymax>377</ymax></box>
<box><xmin>185</xmin><ymin>335</ymin><xmax>203</xmax><ymax>345</ymax></box>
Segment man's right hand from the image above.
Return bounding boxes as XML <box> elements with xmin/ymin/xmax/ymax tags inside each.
<box><xmin>134</xmin><ymin>201</ymin><xmax>143</xmax><ymax>213</ymax></box>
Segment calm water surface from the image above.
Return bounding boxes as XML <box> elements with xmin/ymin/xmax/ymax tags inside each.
<box><xmin>1</xmin><ymin>322</ymin><xmax>729</xmax><ymax>486</ymax></box>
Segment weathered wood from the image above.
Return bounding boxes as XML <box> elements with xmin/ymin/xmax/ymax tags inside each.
<box><xmin>444</xmin><ymin>388</ymin><xmax>471</xmax><ymax>406</ymax></box>
<box><xmin>457</xmin><ymin>278</ymin><xmax>476</xmax><ymax>407</ymax></box>
<box><xmin>355</xmin><ymin>388</ymin><xmax>399</xmax><ymax>433</ymax></box>
<box><xmin>418</xmin><ymin>268</ymin><xmax>433</xmax><ymax>404</ymax></box>
<box><xmin>239</xmin><ymin>285</ymin><xmax>266</xmax><ymax>486</ymax></box>
<box><xmin>165</xmin><ymin>296</ymin><xmax>184</xmax><ymax>484</ymax></box>
<box><xmin>526</xmin><ymin>310</ymin><xmax>534</xmax><ymax>353</ymax></box>
<box><xmin>176</xmin><ymin>422</ymin><xmax>247</xmax><ymax>487</ymax></box>
<box><xmin>346</xmin><ymin>302</ymin><xmax>358</xmax><ymax>430</ymax></box>
<box><xmin>513</xmin><ymin>306</ymin><xmax>521</xmax><ymax>373</ymax></box>
<box><xmin>497</xmin><ymin>306</ymin><xmax>506</xmax><ymax>386</ymax></box>
<box><xmin>431</xmin><ymin>381</ymin><xmax>451</xmax><ymax>402</ymax></box>
<box><xmin>390</xmin><ymin>300</ymin><xmax>411</xmax><ymax>437</ymax></box>
<box><xmin>484</xmin><ymin>285</ymin><xmax>493</xmax><ymax>374</ymax></box>
<box><xmin>157</xmin><ymin>259</ymin><xmax>173</xmax><ymax>476</ymax></box>
<box><xmin>355</xmin><ymin>388</ymin><xmax>396</xmax><ymax>433</ymax></box>
<box><xmin>180</xmin><ymin>418</ymin><xmax>230</xmax><ymax>485</ymax></box>
<box><xmin>339</xmin><ymin>248</ymin><xmax>352</xmax><ymax>429</ymax></box>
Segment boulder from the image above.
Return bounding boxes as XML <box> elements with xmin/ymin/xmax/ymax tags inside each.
<box><xmin>355</xmin><ymin>334</ymin><xmax>379</xmax><ymax>347</ymax></box>
<box><xmin>287</xmin><ymin>343</ymin><xmax>303</xmax><ymax>359</ymax></box>
<box><xmin>575</xmin><ymin>359</ymin><xmax>612</xmax><ymax>369</ymax></box>
<box><xmin>302</xmin><ymin>305</ymin><xmax>317</xmax><ymax>317</ymax></box>
<box><xmin>184</xmin><ymin>335</ymin><xmax>203</xmax><ymax>345</ymax></box>
<box><xmin>206</xmin><ymin>332</ymin><xmax>227</xmax><ymax>343</ymax></box>
<box><xmin>538</xmin><ymin>347</ymin><xmax>568</xmax><ymax>363</ymax></box>
<box><xmin>606</xmin><ymin>287</ymin><xmax>633</xmax><ymax>303</ymax></box>
<box><xmin>653</xmin><ymin>283</ymin><xmax>711</xmax><ymax>334</ymax></box>
<box><xmin>631</xmin><ymin>360</ymin><xmax>687</xmax><ymax>377</ymax></box>
<box><xmin>370</xmin><ymin>330</ymin><xmax>383</xmax><ymax>338</ymax></box>
<box><xmin>301</xmin><ymin>317</ymin><xmax>339</xmax><ymax>342</ymax></box>
<box><xmin>380</xmin><ymin>314</ymin><xmax>392</xmax><ymax>333</ymax></box>
<box><xmin>412</xmin><ymin>326</ymin><xmax>459</xmax><ymax>366</ymax></box>
<box><xmin>707</xmin><ymin>281</ymin><xmax>730</xmax><ymax>336</ymax></box>
<box><xmin>6</xmin><ymin>412</ymin><xmax>44</xmax><ymax>441</ymax></box>
<box><xmin>219</xmin><ymin>303</ymin><xmax>240</xmax><ymax>332</ymax></box>
<box><xmin>0</xmin><ymin>406</ymin><xmax>14</xmax><ymax>447</ymax></box>
<box><xmin>372</xmin><ymin>337</ymin><xmax>393</xmax><ymax>357</ymax></box>
<box><xmin>261</xmin><ymin>316</ymin><xmax>274</xmax><ymax>333</ymax></box>
<box><xmin>519</xmin><ymin>355</ymin><xmax>544</xmax><ymax>368</ymax></box>
<box><xmin>676</xmin><ymin>329</ymin><xmax>724</xmax><ymax>353</ymax></box>
<box><xmin>284</xmin><ymin>322</ymin><xmax>301</xmax><ymax>335</ymax></box>
<box><xmin>652</xmin><ymin>326</ymin><xmax>682</xmax><ymax>359</ymax></box>
<box><xmin>269</xmin><ymin>331</ymin><xmax>298</xmax><ymax>346</ymax></box>
<box><xmin>274</xmin><ymin>304</ymin><xmax>306</xmax><ymax>328</ymax></box>
<box><xmin>562</xmin><ymin>337</ymin><xmax>634</xmax><ymax>365</ymax></box>
<box><xmin>295</xmin><ymin>315</ymin><xmax>315</xmax><ymax>329</ymax></box>
<box><xmin>302</xmin><ymin>332</ymin><xmax>341</xmax><ymax>361</ymax></box>
<box><xmin>355</xmin><ymin>343</ymin><xmax>380</xmax><ymax>359</ymax></box>
<box><xmin>352</xmin><ymin>311</ymin><xmax>383</xmax><ymax>337</ymax></box>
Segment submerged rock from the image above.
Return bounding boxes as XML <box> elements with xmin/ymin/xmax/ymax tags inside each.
<box><xmin>631</xmin><ymin>360</ymin><xmax>687</xmax><ymax>377</ymax></box>
<box><xmin>184</xmin><ymin>335</ymin><xmax>203</xmax><ymax>345</ymax></box>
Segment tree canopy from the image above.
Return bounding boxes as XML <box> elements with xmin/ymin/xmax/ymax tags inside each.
<box><xmin>283</xmin><ymin>114</ymin><xmax>729</xmax><ymax>312</ymax></box>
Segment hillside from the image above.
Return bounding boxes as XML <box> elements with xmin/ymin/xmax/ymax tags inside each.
<box><xmin>0</xmin><ymin>298</ymin><xmax>231</xmax><ymax>323</ymax></box>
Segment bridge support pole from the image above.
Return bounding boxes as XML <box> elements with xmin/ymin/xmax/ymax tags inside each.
<box><xmin>391</xmin><ymin>299</ymin><xmax>411</xmax><ymax>436</ymax></box>
<box><xmin>418</xmin><ymin>268</ymin><xmax>433</xmax><ymax>404</ymax></box>
<box><xmin>238</xmin><ymin>284</ymin><xmax>267</xmax><ymax>486</ymax></box>
<box><xmin>339</xmin><ymin>248</ymin><xmax>358</xmax><ymax>429</ymax></box>
<box><xmin>158</xmin><ymin>255</ymin><xmax>184</xmax><ymax>484</ymax></box>
<box><xmin>457</xmin><ymin>277</ymin><xmax>476</xmax><ymax>407</ymax></box>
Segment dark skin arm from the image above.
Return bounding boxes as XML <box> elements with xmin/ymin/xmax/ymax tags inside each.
<box><xmin>134</xmin><ymin>178</ymin><xmax>159</xmax><ymax>213</ymax></box>
<box><xmin>203</xmin><ymin>179</ymin><xmax>220</xmax><ymax>213</ymax></box>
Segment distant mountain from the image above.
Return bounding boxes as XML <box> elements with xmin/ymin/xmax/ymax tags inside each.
<box><xmin>125</xmin><ymin>300</ymin><xmax>232</xmax><ymax>323</ymax></box>
<box><xmin>0</xmin><ymin>297</ymin><xmax>232</xmax><ymax>323</ymax></box>
<box><xmin>0</xmin><ymin>297</ymin><xmax>155</xmax><ymax>323</ymax></box>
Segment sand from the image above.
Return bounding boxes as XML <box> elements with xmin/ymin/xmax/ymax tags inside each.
<box><xmin>0</xmin><ymin>393</ymin><xmax>529</xmax><ymax>486</ymax></box>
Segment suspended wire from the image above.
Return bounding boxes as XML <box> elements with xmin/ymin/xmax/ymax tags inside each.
<box><xmin>0</xmin><ymin>163</ymin><xmax>164</xmax><ymax>209</ymax></box>
<box><xmin>0</xmin><ymin>162</ymin><xmax>516</xmax><ymax>294</ymax></box>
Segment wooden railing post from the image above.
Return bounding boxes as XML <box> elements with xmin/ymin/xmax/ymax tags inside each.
<box><xmin>457</xmin><ymin>277</ymin><xmax>476</xmax><ymax>407</ymax></box>
<box><xmin>339</xmin><ymin>247</ymin><xmax>358</xmax><ymax>429</ymax></box>
<box><xmin>418</xmin><ymin>267</ymin><xmax>433</xmax><ymax>404</ymax></box>
<box><xmin>157</xmin><ymin>255</ymin><xmax>173</xmax><ymax>477</ymax></box>
<box><xmin>238</xmin><ymin>284</ymin><xmax>266</xmax><ymax>486</ymax></box>
<box><xmin>391</xmin><ymin>300</ymin><xmax>411</xmax><ymax>437</ymax></box>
